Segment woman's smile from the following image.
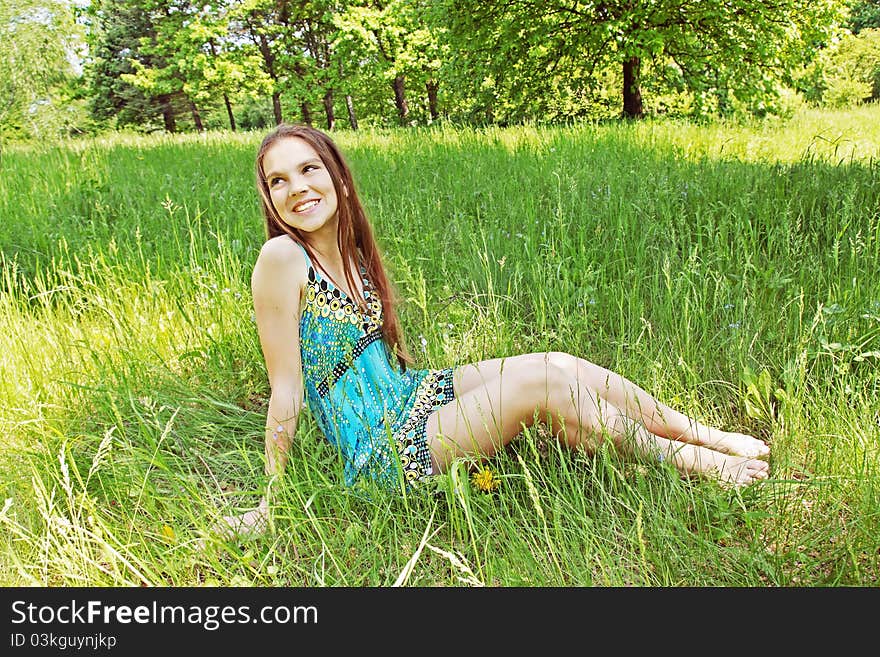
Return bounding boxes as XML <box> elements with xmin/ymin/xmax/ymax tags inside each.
<box><xmin>291</xmin><ymin>198</ymin><xmax>321</xmax><ymax>213</ymax></box>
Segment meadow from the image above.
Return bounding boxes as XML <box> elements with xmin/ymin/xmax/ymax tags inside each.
<box><xmin>1</xmin><ymin>105</ymin><xmax>878</xmax><ymax>586</ymax></box>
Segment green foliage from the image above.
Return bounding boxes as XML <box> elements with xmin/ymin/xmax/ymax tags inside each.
<box><xmin>236</xmin><ymin>98</ymin><xmax>275</xmax><ymax>131</ymax></box>
<box><xmin>2</xmin><ymin>0</ymin><xmax>860</xmax><ymax>135</ymax></box>
<box><xmin>86</xmin><ymin>0</ymin><xmax>274</xmax><ymax>133</ymax></box>
<box><xmin>826</xmin><ymin>28</ymin><xmax>880</xmax><ymax>103</ymax></box>
<box><xmin>0</xmin><ymin>0</ymin><xmax>84</xmax><ymax>140</ymax></box>
<box><xmin>332</xmin><ymin>0</ymin><xmax>448</xmax><ymax>126</ymax></box>
<box><xmin>846</xmin><ymin>0</ymin><xmax>880</xmax><ymax>32</ymax></box>
<box><xmin>798</xmin><ymin>26</ymin><xmax>880</xmax><ymax>107</ymax></box>
<box><xmin>446</xmin><ymin>0</ymin><xmax>846</xmax><ymax>121</ymax></box>
<box><xmin>86</xmin><ymin>0</ymin><xmax>177</xmax><ymax>131</ymax></box>
<box><xmin>824</xmin><ymin>77</ymin><xmax>874</xmax><ymax>107</ymax></box>
<box><xmin>223</xmin><ymin>0</ymin><xmax>343</xmax><ymax>127</ymax></box>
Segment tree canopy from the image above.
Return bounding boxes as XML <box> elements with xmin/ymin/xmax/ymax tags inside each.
<box><xmin>0</xmin><ymin>0</ymin><xmax>84</xmax><ymax>140</ymax></box>
<box><xmin>4</xmin><ymin>0</ymin><xmax>876</xmax><ymax>137</ymax></box>
<box><xmin>447</xmin><ymin>0</ymin><xmax>844</xmax><ymax>119</ymax></box>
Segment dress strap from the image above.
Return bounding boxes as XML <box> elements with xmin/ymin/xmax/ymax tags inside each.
<box><xmin>288</xmin><ymin>237</ymin><xmax>314</xmax><ymax>272</ymax></box>
<box><xmin>288</xmin><ymin>237</ymin><xmax>369</xmax><ymax>296</ymax></box>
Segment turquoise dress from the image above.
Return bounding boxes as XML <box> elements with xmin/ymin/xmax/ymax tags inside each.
<box><xmin>293</xmin><ymin>241</ymin><xmax>456</xmax><ymax>490</ymax></box>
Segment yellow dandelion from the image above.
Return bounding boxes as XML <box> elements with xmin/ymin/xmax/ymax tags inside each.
<box><xmin>161</xmin><ymin>524</ymin><xmax>176</xmax><ymax>541</ymax></box>
<box><xmin>471</xmin><ymin>466</ymin><xmax>500</xmax><ymax>493</ymax></box>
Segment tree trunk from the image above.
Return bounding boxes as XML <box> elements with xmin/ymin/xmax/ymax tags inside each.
<box><xmin>209</xmin><ymin>39</ymin><xmax>236</xmax><ymax>131</ymax></box>
<box><xmin>159</xmin><ymin>95</ymin><xmax>176</xmax><ymax>132</ymax></box>
<box><xmin>392</xmin><ymin>74</ymin><xmax>409</xmax><ymax>125</ymax></box>
<box><xmin>190</xmin><ymin>101</ymin><xmax>204</xmax><ymax>132</ymax></box>
<box><xmin>256</xmin><ymin>32</ymin><xmax>282</xmax><ymax>125</ymax></box>
<box><xmin>224</xmin><ymin>93</ymin><xmax>236</xmax><ymax>131</ymax></box>
<box><xmin>323</xmin><ymin>90</ymin><xmax>335</xmax><ymax>130</ymax></box>
<box><xmin>272</xmin><ymin>93</ymin><xmax>282</xmax><ymax>125</ymax></box>
<box><xmin>714</xmin><ymin>71</ymin><xmax>731</xmax><ymax>116</ymax></box>
<box><xmin>622</xmin><ymin>56</ymin><xmax>643</xmax><ymax>119</ymax></box>
<box><xmin>426</xmin><ymin>80</ymin><xmax>439</xmax><ymax>122</ymax></box>
<box><xmin>346</xmin><ymin>94</ymin><xmax>358</xmax><ymax>131</ymax></box>
<box><xmin>301</xmin><ymin>102</ymin><xmax>312</xmax><ymax>126</ymax></box>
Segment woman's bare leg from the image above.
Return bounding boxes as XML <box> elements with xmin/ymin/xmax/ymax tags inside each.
<box><xmin>429</xmin><ymin>357</ymin><xmax>770</xmax><ymax>486</ymax></box>
<box><xmin>450</xmin><ymin>352</ymin><xmax>770</xmax><ymax>459</ymax></box>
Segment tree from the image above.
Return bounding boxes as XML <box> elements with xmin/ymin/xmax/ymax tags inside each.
<box><xmin>847</xmin><ymin>0</ymin><xmax>880</xmax><ymax>32</ymax></box>
<box><xmin>333</xmin><ymin>0</ymin><xmax>447</xmax><ymax>126</ymax></box>
<box><xmin>823</xmin><ymin>27</ymin><xmax>880</xmax><ymax>105</ymax></box>
<box><xmin>0</xmin><ymin>0</ymin><xmax>84</xmax><ymax>140</ymax></box>
<box><xmin>87</xmin><ymin>0</ymin><xmax>186</xmax><ymax>131</ymax></box>
<box><xmin>334</xmin><ymin>2</ymin><xmax>412</xmax><ymax>125</ymax></box>
<box><xmin>284</xmin><ymin>0</ymin><xmax>340</xmax><ymax>130</ymax></box>
<box><xmin>448</xmin><ymin>0</ymin><xmax>846</xmax><ymax>120</ymax></box>
<box><xmin>228</xmin><ymin>0</ymin><xmax>333</xmax><ymax>126</ymax></box>
<box><xmin>122</xmin><ymin>0</ymin><xmax>272</xmax><ymax>131</ymax></box>
<box><xmin>122</xmin><ymin>0</ymin><xmax>206</xmax><ymax>130</ymax></box>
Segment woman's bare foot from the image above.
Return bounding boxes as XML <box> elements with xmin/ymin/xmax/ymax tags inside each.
<box><xmin>667</xmin><ymin>443</ymin><xmax>771</xmax><ymax>487</ymax></box>
<box><xmin>708</xmin><ymin>430</ymin><xmax>770</xmax><ymax>460</ymax></box>
<box><xmin>684</xmin><ymin>426</ymin><xmax>770</xmax><ymax>460</ymax></box>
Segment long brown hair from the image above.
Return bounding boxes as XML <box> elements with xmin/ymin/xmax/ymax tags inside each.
<box><xmin>255</xmin><ymin>123</ymin><xmax>413</xmax><ymax>368</ymax></box>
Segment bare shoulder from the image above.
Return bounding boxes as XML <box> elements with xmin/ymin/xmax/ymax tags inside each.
<box><xmin>255</xmin><ymin>234</ymin><xmax>306</xmax><ymax>271</ymax></box>
<box><xmin>253</xmin><ymin>235</ymin><xmax>307</xmax><ymax>282</ymax></box>
<box><xmin>252</xmin><ymin>235</ymin><xmax>308</xmax><ymax>301</ymax></box>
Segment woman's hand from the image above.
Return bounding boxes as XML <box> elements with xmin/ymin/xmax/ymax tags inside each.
<box><xmin>208</xmin><ymin>496</ymin><xmax>269</xmax><ymax>541</ymax></box>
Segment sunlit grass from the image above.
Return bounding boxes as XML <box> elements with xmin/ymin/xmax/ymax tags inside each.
<box><xmin>1</xmin><ymin>105</ymin><xmax>878</xmax><ymax>586</ymax></box>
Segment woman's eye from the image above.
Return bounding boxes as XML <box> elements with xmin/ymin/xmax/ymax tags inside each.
<box><xmin>303</xmin><ymin>164</ymin><xmax>318</xmax><ymax>173</ymax></box>
<box><xmin>269</xmin><ymin>177</ymin><xmax>283</xmax><ymax>186</ymax></box>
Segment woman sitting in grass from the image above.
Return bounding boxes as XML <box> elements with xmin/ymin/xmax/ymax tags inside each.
<box><xmin>217</xmin><ymin>123</ymin><xmax>770</xmax><ymax>536</ymax></box>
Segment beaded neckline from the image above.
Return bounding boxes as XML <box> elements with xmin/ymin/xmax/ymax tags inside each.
<box><xmin>310</xmin><ymin>262</ymin><xmax>370</xmax><ymax>303</ymax></box>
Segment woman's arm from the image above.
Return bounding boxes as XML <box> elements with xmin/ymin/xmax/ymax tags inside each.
<box><xmin>253</xmin><ymin>238</ymin><xmax>307</xmax><ymax>481</ymax></box>
<box><xmin>213</xmin><ymin>237</ymin><xmax>307</xmax><ymax>538</ymax></box>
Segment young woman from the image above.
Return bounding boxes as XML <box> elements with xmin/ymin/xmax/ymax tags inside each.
<box><xmin>217</xmin><ymin>124</ymin><xmax>770</xmax><ymax>535</ymax></box>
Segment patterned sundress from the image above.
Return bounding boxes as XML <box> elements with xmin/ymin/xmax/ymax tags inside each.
<box><xmin>292</xmin><ymin>240</ymin><xmax>456</xmax><ymax>491</ymax></box>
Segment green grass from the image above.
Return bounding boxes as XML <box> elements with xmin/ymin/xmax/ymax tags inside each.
<box><xmin>1</xmin><ymin>105</ymin><xmax>878</xmax><ymax>586</ymax></box>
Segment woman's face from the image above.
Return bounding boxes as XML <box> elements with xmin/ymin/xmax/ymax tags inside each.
<box><xmin>262</xmin><ymin>137</ymin><xmax>339</xmax><ymax>236</ymax></box>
